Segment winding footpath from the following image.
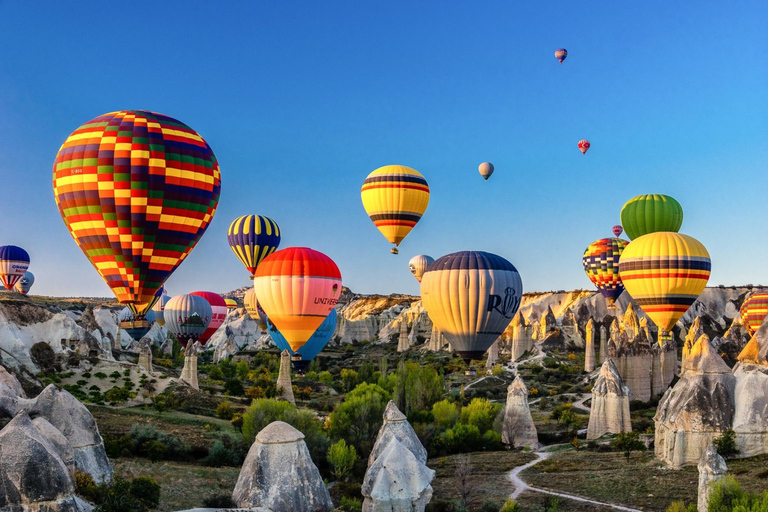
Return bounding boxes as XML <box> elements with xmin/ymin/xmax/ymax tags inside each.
<box><xmin>508</xmin><ymin>450</ymin><xmax>643</xmax><ymax>512</ymax></box>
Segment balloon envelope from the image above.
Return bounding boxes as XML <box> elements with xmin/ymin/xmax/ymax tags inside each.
<box><xmin>14</xmin><ymin>271</ymin><xmax>34</xmax><ymax>295</ymax></box>
<box><xmin>225</xmin><ymin>298</ymin><xmax>237</xmax><ymax>310</ymax></box>
<box><xmin>53</xmin><ymin>110</ymin><xmax>221</xmax><ymax>316</ymax></box>
<box><xmin>420</xmin><ymin>251</ymin><xmax>522</xmax><ymax>363</ymax></box>
<box><xmin>582</xmin><ymin>238</ymin><xmax>629</xmax><ymax>307</ymax></box>
<box><xmin>165</xmin><ymin>294</ymin><xmax>212</xmax><ymax>348</ymax></box>
<box><xmin>620</xmin><ymin>194</ymin><xmax>683</xmax><ymax>240</ymax></box>
<box><xmin>227</xmin><ymin>215</ymin><xmax>281</xmax><ymax>278</ymax></box>
<box><xmin>555</xmin><ymin>48</ymin><xmax>568</xmax><ymax>63</ymax></box>
<box><xmin>578</xmin><ymin>139</ymin><xmax>590</xmax><ymax>154</ymax></box>
<box><xmin>190</xmin><ymin>291</ymin><xmax>227</xmax><ymax>345</ymax></box>
<box><xmin>244</xmin><ymin>287</ymin><xmax>269</xmax><ymax>331</ymax></box>
<box><xmin>0</xmin><ymin>246</ymin><xmax>30</xmax><ymax>291</ymax></box>
<box><xmin>269</xmin><ymin>309</ymin><xmax>337</xmax><ymax>369</ymax></box>
<box><xmin>254</xmin><ymin>247</ymin><xmax>342</xmax><ymax>352</ymax></box>
<box><xmin>119</xmin><ymin>307</ymin><xmax>156</xmax><ymax>343</ymax></box>
<box><xmin>740</xmin><ymin>292</ymin><xmax>768</xmax><ymax>336</ymax></box>
<box><xmin>612</xmin><ymin>225</ymin><xmax>623</xmax><ymax>238</ymax></box>
<box><xmin>478</xmin><ymin>162</ymin><xmax>494</xmax><ymax>181</ymax></box>
<box><xmin>151</xmin><ymin>293</ymin><xmax>170</xmax><ymax>326</ymax></box>
<box><xmin>408</xmin><ymin>255</ymin><xmax>434</xmax><ymax>283</ymax></box>
<box><xmin>361</xmin><ymin>165</ymin><xmax>430</xmax><ymax>251</ymax></box>
<box><xmin>618</xmin><ymin>232</ymin><xmax>710</xmax><ymax>334</ymax></box>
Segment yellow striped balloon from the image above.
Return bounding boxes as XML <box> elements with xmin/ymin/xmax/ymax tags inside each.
<box><xmin>618</xmin><ymin>232</ymin><xmax>711</xmax><ymax>336</ymax></box>
<box><xmin>227</xmin><ymin>215</ymin><xmax>281</xmax><ymax>278</ymax></box>
<box><xmin>361</xmin><ymin>165</ymin><xmax>430</xmax><ymax>254</ymax></box>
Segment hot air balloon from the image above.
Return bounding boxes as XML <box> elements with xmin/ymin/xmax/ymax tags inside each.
<box><xmin>53</xmin><ymin>110</ymin><xmax>221</xmax><ymax>320</ymax></box>
<box><xmin>190</xmin><ymin>291</ymin><xmax>227</xmax><ymax>345</ymax></box>
<box><xmin>612</xmin><ymin>225</ymin><xmax>623</xmax><ymax>238</ymax></box>
<box><xmin>254</xmin><ymin>247</ymin><xmax>342</xmax><ymax>358</ymax></box>
<box><xmin>244</xmin><ymin>287</ymin><xmax>269</xmax><ymax>333</ymax></box>
<box><xmin>478</xmin><ymin>162</ymin><xmax>494</xmax><ymax>181</ymax></box>
<box><xmin>14</xmin><ymin>271</ymin><xmax>34</xmax><ymax>295</ymax></box>
<box><xmin>420</xmin><ymin>251</ymin><xmax>522</xmax><ymax>364</ymax></box>
<box><xmin>164</xmin><ymin>294</ymin><xmax>212</xmax><ymax>348</ymax></box>
<box><xmin>578</xmin><ymin>140</ymin><xmax>590</xmax><ymax>155</ymax></box>
<box><xmin>618</xmin><ymin>232</ymin><xmax>710</xmax><ymax>341</ymax></box>
<box><xmin>555</xmin><ymin>48</ymin><xmax>568</xmax><ymax>63</ymax></box>
<box><xmin>0</xmin><ymin>246</ymin><xmax>30</xmax><ymax>291</ymax></box>
<box><xmin>361</xmin><ymin>165</ymin><xmax>430</xmax><ymax>254</ymax></box>
<box><xmin>408</xmin><ymin>255</ymin><xmax>435</xmax><ymax>283</ymax></box>
<box><xmin>227</xmin><ymin>215</ymin><xmax>281</xmax><ymax>278</ymax></box>
<box><xmin>582</xmin><ymin>238</ymin><xmax>629</xmax><ymax>309</ymax></box>
<box><xmin>740</xmin><ymin>292</ymin><xmax>768</xmax><ymax>336</ymax></box>
<box><xmin>152</xmin><ymin>291</ymin><xmax>170</xmax><ymax>327</ymax></box>
<box><xmin>269</xmin><ymin>309</ymin><xmax>337</xmax><ymax>372</ymax></box>
<box><xmin>225</xmin><ymin>298</ymin><xmax>238</xmax><ymax>310</ymax></box>
<box><xmin>620</xmin><ymin>194</ymin><xmax>683</xmax><ymax>240</ymax></box>
<box><xmin>119</xmin><ymin>307</ymin><xmax>157</xmax><ymax>343</ymax></box>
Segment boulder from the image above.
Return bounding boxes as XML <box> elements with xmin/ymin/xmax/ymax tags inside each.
<box><xmin>232</xmin><ymin>421</ymin><xmax>333</xmax><ymax>512</ymax></box>
<box><xmin>362</xmin><ymin>438</ymin><xmax>435</xmax><ymax>512</ymax></box>
<box><xmin>369</xmin><ymin>401</ymin><xmax>428</xmax><ymax>466</ymax></box>
<box><xmin>276</xmin><ymin>350</ymin><xmax>295</xmax><ymax>405</ymax></box>
<box><xmin>0</xmin><ymin>365</ymin><xmax>25</xmax><ymax>398</ymax></box>
<box><xmin>697</xmin><ymin>444</ymin><xmax>727</xmax><ymax>512</ymax></box>
<box><xmin>501</xmin><ymin>375</ymin><xmax>539</xmax><ymax>448</ymax></box>
<box><xmin>587</xmin><ymin>359</ymin><xmax>631</xmax><ymax>440</ymax></box>
<box><xmin>0</xmin><ymin>411</ymin><xmax>86</xmax><ymax>512</ymax></box>
<box><xmin>33</xmin><ymin>417</ymin><xmax>76</xmax><ymax>474</ymax></box>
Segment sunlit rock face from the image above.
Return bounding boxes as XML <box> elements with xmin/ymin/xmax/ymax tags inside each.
<box><xmin>587</xmin><ymin>359</ymin><xmax>631</xmax><ymax>440</ymax></box>
<box><xmin>501</xmin><ymin>375</ymin><xmax>539</xmax><ymax>448</ymax></box>
<box><xmin>731</xmin><ymin>323</ymin><xmax>768</xmax><ymax>457</ymax></box>
<box><xmin>369</xmin><ymin>401</ymin><xmax>427</xmax><ymax>466</ymax></box>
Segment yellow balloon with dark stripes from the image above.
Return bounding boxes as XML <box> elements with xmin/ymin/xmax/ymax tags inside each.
<box><xmin>227</xmin><ymin>215</ymin><xmax>281</xmax><ymax>278</ymax></box>
<box><xmin>618</xmin><ymin>232</ymin><xmax>711</xmax><ymax>337</ymax></box>
<box><xmin>361</xmin><ymin>165</ymin><xmax>430</xmax><ymax>254</ymax></box>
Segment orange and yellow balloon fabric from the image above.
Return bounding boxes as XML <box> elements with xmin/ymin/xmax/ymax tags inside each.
<box><xmin>740</xmin><ymin>292</ymin><xmax>768</xmax><ymax>336</ymax></box>
<box><xmin>618</xmin><ymin>232</ymin><xmax>710</xmax><ymax>334</ymax></box>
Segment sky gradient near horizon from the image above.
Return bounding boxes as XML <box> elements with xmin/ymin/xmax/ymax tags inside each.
<box><xmin>0</xmin><ymin>1</ymin><xmax>766</xmax><ymax>298</ymax></box>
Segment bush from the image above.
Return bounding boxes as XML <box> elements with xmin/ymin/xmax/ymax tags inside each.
<box><xmin>432</xmin><ymin>399</ymin><xmax>460</xmax><ymax>430</ymax></box>
<box><xmin>436</xmin><ymin>423</ymin><xmax>482</xmax><ymax>454</ymax></box>
<box><xmin>30</xmin><ymin>342</ymin><xmax>56</xmax><ymax>371</ymax></box>
<box><xmin>713</xmin><ymin>429</ymin><xmax>740</xmax><ymax>459</ymax></box>
<box><xmin>75</xmin><ymin>472</ymin><xmax>160</xmax><ymax>512</ymax></box>
<box><xmin>479</xmin><ymin>501</ymin><xmax>501</xmax><ymax>512</ymax></box>
<box><xmin>203</xmin><ymin>440</ymin><xmax>241</xmax><ymax>467</ymax></box>
<box><xmin>328</xmin><ymin>383</ymin><xmax>390</xmax><ymax>457</ymax></box>
<box><xmin>94</xmin><ymin>372</ymin><xmax>107</xmax><ymax>379</ymax></box>
<box><xmin>224</xmin><ymin>379</ymin><xmax>244</xmax><ymax>396</ymax></box>
<box><xmin>104</xmin><ymin>386</ymin><xmax>132</xmax><ymax>404</ymax></box>
<box><xmin>340</xmin><ymin>368</ymin><xmax>359</xmax><ymax>391</ymax></box>
<box><xmin>338</xmin><ymin>496</ymin><xmax>363</xmax><ymax>512</ymax></box>
<box><xmin>216</xmin><ymin>401</ymin><xmax>235</xmax><ymax>420</ymax></box>
<box><xmin>612</xmin><ymin>431</ymin><xmax>645</xmax><ymax>461</ymax></box>
<box><xmin>664</xmin><ymin>502</ymin><xmax>696</xmax><ymax>512</ymax></box>
<box><xmin>141</xmin><ymin>440</ymin><xmax>166</xmax><ymax>462</ymax></box>
<box><xmin>319</xmin><ymin>371</ymin><xmax>333</xmax><ymax>385</ymax></box>
<box><xmin>393</xmin><ymin>361</ymin><xmax>445</xmax><ymax>415</ymax></box>
<box><xmin>459</xmin><ymin>398</ymin><xmax>501</xmax><ymax>434</ymax></box>
<box><xmin>327</xmin><ymin>439</ymin><xmax>357</xmax><ymax>481</ymax></box>
<box><xmin>203</xmin><ymin>494</ymin><xmax>235</xmax><ymax>508</ymax></box>
<box><xmin>707</xmin><ymin>475</ymin><xmax>768</xmax><ymax>511</ymax></box>
<box><xmin>500</xmin><ymin>499</ymin><xmax>521</xmax><ymax>512</ymax></box>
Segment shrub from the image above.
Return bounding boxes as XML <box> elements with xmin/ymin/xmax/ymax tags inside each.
<box><xmin>338</xmin><ymin>496</ymin><xmax>363</xmax><ymax>512</ymax></box>
<box><xmin>479</xmin><ymin>501</ymin><xmax>501</xmax><ymax>512</ymax></box>
<box><xmin>224</xmin><ymin>379</ymin><xmax>244</xmax><ymax>396</ymax></box>
<box><xmin>340</xmin><ymin>368</ymin><xmax>359</xmax><ymax>391</ymax></box>
<box><xmin>104</xmin><ymin>386</ymin><xmax>132</xmax><ymax>404</ymax></box>
<box><xmin>327</xmin><ymin>439</ymin><xmax>357</xmax><ymax>481</ymax></box>
<box><xmin>75</xmin><ymin>473</ymin><xmax>160</xmax><ymax>512</ymax></box>
<box><xmin>109</xmin><ymin>371</ymin><xmax>121</xmax><ymax>380</ymax></box>
<box><xmin>432</xmin><ymin>399</ymin><xmax>460</xmax><ymax>430</ymax></box>
<box><xmin>664</xmin><ymin>502</ymin><xmax>696</xmax><ymax>512</ymax></box>
<box><xmin>490</xmin><ymin>364</ymin><xmax>503</xmax><ymax>376</ymax></box>
<box><xmin>500</xmin><ymin>498</ymin><xmax>521</xmax><ymax>512</ymax></box>
<box><xmin>319</xmin><ymin>371</ymin><xmax>333</xmax><ymax>385</ymax></box>
<box><xmin>30</xmin><ymin>342</ymin><xmax>56</xmax><ymax>371</ymax></box>
<box><xmin>459</xmin><ymin>398</ymin><xmax>500</xmax><ymax>434</ymax></box>
<box><xmin>141</xmin><ymin>440</ymin><xmax>167</xmax><ymax>462</ymax></box>
<box><xmin>94</xmin><ymin>372</ymin><xmax>107</xmax><ymax>379</ymax></box>
<box><xmin>437</xmin><ymin>423</ymin><xmax>482</xmax><ymax>454</ymax></box>
<box><xmin>216</xmin><ymin>401</ymin><xmax>235</xmax><ymax>420</ymax></box>
<box><xmin>612</xmin><ymin>431</ymin><xmax>645</xmax><ymax>461</ymax></box>
<box><xmin>713</xmin><ymin>429</ymin><xmax>740</xmax><ymax>459</ymax></box>
<box><xmin>393</xmin><ymin>361</ymin><xmax>444</xmax><ymax>415</ymax></box>
<box><xmin>203</xmin><ymin>440</ymin><xmax>241</xmax><ymax>467</ymax></box>
<box><xmin>328</xmin><ymin>383</ymin><xmax>390</xmax><ymax>457</ymax></box>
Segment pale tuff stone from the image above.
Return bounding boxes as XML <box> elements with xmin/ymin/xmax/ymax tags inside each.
<box><xmin>731</xmin><ymin>322</ymin><xmax>768</xmax><ymax>457</ymax></box>
<box><xmin>599</xmin><ymin>324</ymin><xmax>607</xmax><ymax>364</ymax></box>
<box><xmin>397</xmin><ymin>320</ymin><xmax>409</xmax><ymax>353</ymax></box>
<box><xmin>501</xmin><ymin>375</ymin><xmax>539</xmax><ymax>448</ymax></box>
<box><xmin>362</xmin><ymin>438</ymin><xmax>435</xmax><ymax>512</ymax></box>
<box><xmin>697</xmin><ymin>444</ymin><xmax>727</xmax><ymax>512</ymax></box>
<box><xmin>369</xmin><ymin>401</ymin><xmax>428</xmax><ymax>466</ymax></box>
<box><xmin>137</xmin><ymin>342</ymin><xmax>152</xmax><ymax>374</ymax></box>
<box><xmin>0</xmin><ymin>364</ymin><xmax>25</xmax><ymax>398</ymax></box>
<box><xmin>33</xmin><ymin>416</ymin><xmax>75</xmax><ymax>474</ymax></box>
<box><xmin>485</xmin><ymin>340</ymin><xmax>499</xmax><ymax>371</ymax></box>
<box><xmin>561</xmin><ymin>309</ymin><xmax>584</xmax><ymax>348</ymax></box>
<box><xmin>180</xmin><ymin>344</ymin><xmax>199</xmax><ymax>390</ymax></box>
<box><xmin>584</xmin><ymin>318</ymin><xmax>596</xmax><ymax>372</ymax></box>
<box><xmin>276</xmin><ymin>349</ymin><xmax>295</xmax><ymax>405</ymax></box>
<box><xmin>682</xmin><ymin>317</ymin><xmax>705</xmax><ymax>373</ymax></box>
<box><xmin>508</xmin><ymin>313</ymin><xmax>533</xmax><ymax>361</ymax></box>
<box><xmin>232</xmin><ymin>421</ymin><xmax>333</xmax><ymax>512</ymax></box>
<box><xmin>587</xmin><ymin>360</ymin><xmax>631</xmax><ymax>440</ymax></box>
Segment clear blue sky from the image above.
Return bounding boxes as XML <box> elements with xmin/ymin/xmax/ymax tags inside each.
<box><xmin>0</xmin><ymin>1</ymin><xmax>766</xmax><ymax>298</ymax></box>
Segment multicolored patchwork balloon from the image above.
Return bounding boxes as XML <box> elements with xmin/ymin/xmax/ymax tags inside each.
<box><xmin>582</xmin><ymin>238</ymin><xmax>629</xmax><ymax>308</ymax></box>
<box><xmin>52</xmin><ymin>110</ymin><xmax>221</xmax><ymax>317</ymax></box>
<box><xmin>190</xmin><ymin>291</ymin><xmax>227</xmax><ymax>345</ymax></box>
<box><xmin>619</xmin><ymin>232</ymin><xmax>711</xmax><ymax>337</ymax></box>
<box><xmin>620</xmin><ymin>194</ymin><xmax>683</xmax><ymax>240</ymax></box>
<box><xmin>555</xmin><ymin>48</ymin><xmax>568</xmax><ymax>63</ymax></box>
<box><xmin>0</xmin><ymin>245</ymin><xmax>30</xmax><ymax>291</ymax></box>
<box><xmin>361</xmin><ymin>165</ymin><xmax>430</xmax><ymax>254</ymax></box>
<box><xmin>227</xmin><ymin>215</ymin><xmax>281</xmax><ymax>278</ymax></box>
<box><xmin>254</xmin><ymin>247</ymin><xmax>342</xmax><ymax>353</ymax></box>
<box><xmin>578</xmin><ymin>139</ymin><xmax>591</xmax><ymax>155</ymax></box>
<box><xmin>740</xmin><ymin>292</ymin><xmax>768</xmax><ymax>336</ymax></box>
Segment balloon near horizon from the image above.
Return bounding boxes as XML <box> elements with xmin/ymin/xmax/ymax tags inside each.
<box><xmin>582</xmin><ymin>237</ymin><xmax>629</xmax><ymax>309</ymax></box>
<box><xmin>164</xmin><ymin>294</ymin><xmax>213</xmax><ymax>349</ymax></box>
<box><xmin>0</xmin><ymin>245</ymin><xmax>30</xmax><ymax>291</ymax></box>
<box><xmin>227</xmin><ymin>215</ymin><xmax>281</xmax><ymax>279</ymax></box>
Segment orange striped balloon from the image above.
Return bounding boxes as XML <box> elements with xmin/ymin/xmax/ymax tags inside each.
<box><xmin>740</xmin><ymin>292</ymin><xmax>768</xmax><ymax>336</ymax></box>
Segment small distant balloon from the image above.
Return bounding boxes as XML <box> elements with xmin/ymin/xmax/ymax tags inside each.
<box><xmin>14</xmin><ymin>271</ymin><xmax>34</xmax><ymax>295</ymax></box>
<box><xmin>578</xmin><ymin>140</ymin><xmax>591</xmax><ymax>155</ymax></box>
<box><xmin>0</xmin><ymin>246</ymin><xmax>30</xmax><ymax>291</ymax></box>
<box><xmin>478</xmin><ymin>162</ymin><xmax>494</xmax><ymax>181</ymax></box>
<box><xmin>555</xmin><ymin>49</ymin><xmax>568</xmax><ymax>63</ymax></box>
<box><xmin>612</xmin><ymin>225</ymin><xmax>623</xmax><ymax>238</ymax></box>
<box><xmin>408</xmin><ymin>255</ymin><xmax>435</xmax><ymax>283</ymax></box>
<box><xmin>225</xmin><ymin>298</ymin><xmax>238</xmax><ymax>310</ymax></box>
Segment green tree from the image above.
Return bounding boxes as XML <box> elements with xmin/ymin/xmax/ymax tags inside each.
<box><xmin>31</xmin><ymin>342</ymin><xmax>56</xmax><ymax>371</ymax></box>
<box><xmin>358</xmin><ymin>361</ymin><xmax>375</xmax><ymax>384</ymax></box>
<box><xmin>713</xmin><ymin>429</ymin><xmax>740</xmax><ymax>459</ymax></box>
<box><xmin>327</xmin><ymin>439</ymin><xmax>357</xmax><ymax>481</ymax></box>
<box><xmin>340</xmin><ymin>368</ymin><xmax>359</xmax><ymax>391</ymax></box>
<box><xmin>459</xmin><ymin>398</ymin><xmax>501</xmax><ymax>434</ymax></box>
<box><xmin>327</xmin><ymin>383</ymin><xmax>390</xmax><ymax>457</ymax></box>
<box><xmin>612</xmin><ymin>431</ymin><xmax>645</xmax><ymax>461</ymax></box>
<box><xmin>236</xmin><ymin>360</ymin><xmax>250</xmax><ymax>380</ymax></box>
<box><xmin>208</xmin><ymin>365</ymin><xmax>224</xmax><ymax>380</ymax></box>
<box><xmin>216</xmin><ymin>401</ymin><xmax>234</xmax><ymax>420</ymax></box>
<box><xmin>664</xmin><ymin>502</ymin><xmax>696</xmax><ymax>512</ymax></box>
<box><xmin>319</xmin><ymin>371</ymin><xmax>334</xmax><ymax>385</ymax></box>
<box><xmin>500</xmin><ymin>498</ymin><xmax>521</xmax><ymax>512</ymax></box>
<box><xmin>707</xmin><ymin>475</ymin><xmax>768</xmax><ymax>512</ymax></box>
<box><xmin>432</xmin><ymin>399</ymin><xmax>459</xmax><ymax>430</ymax></box>
<box><xmin>393</xmin><ymin>361</ymin><xmax>445</xmax><ymax>415</ymax></box>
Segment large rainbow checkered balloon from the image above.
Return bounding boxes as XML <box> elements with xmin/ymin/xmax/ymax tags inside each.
<box><xmin>582</xmin><ymin>237</ymin><xmax>629</xmax><ymax>308</ymax></box>
<box><xmin>53</xmin><ymin>111</ymin><xmax>221</xmax><ymax>315</ymax></box>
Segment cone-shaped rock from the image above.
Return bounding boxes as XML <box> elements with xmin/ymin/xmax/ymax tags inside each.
<box><xmin>585</xmin><ymin>318</ymin><xmax>596</xmax><ymax>372</ymax></box>
<box><xmin>587</xmin><ymin>359</ymin><xmax>632</xmax><ymax>440</ymax></box>
<box><xmin>276</xmin><ymin>349</ymin><xmax>295</xmax><ymax>405</ymax></box>
<box><xmin>369</xmin><ymin>401</ymin><xmax>428</xmax><ymax>466</ymax></box>
<box><xmin>180</xmin><ymin>344</ymin><xmax>199</xmax><ymax>390</ymax></box>
<box><xmin>33</xmin><ymin>416</ymin><xmax>75</xmax><ymax>474</ymax></box>
<box><xmin>698</xmin><ymin>444</ymin><xmax>727</xmax><ymax>512</ymax></box>
<box><xmin>486</xmin><ymin>339</ymin><xmax>499</xmax><ymax>370</ymax></box>
<box><xmin>502</xmin><ymin>375</ymin><xmax>539</xmax><ymax>448</ymax></box>
<box><xmin>232</xmin><ymin>421</ymin><xmax>333</xmax><ymax>511</ymax></box>
<box><xmin>138</xmin><ymin>342</ymin><xmax>153</xmax><ymax>374</ymax></box>
<box><xmin>732</xmin><ymin>322</ymin><xmax>768</xmax><ymax>457</ymax></box>
<box><xmin>0</xmin><ymin>365</ymin><xmax>25</xmax><ymax>398</ymax></box>
<box><xmin>362</xmin><ymin>437</ymin><xmax>435</xmax><ymax>512</ymax></box>
<box><xmin>397</xmin><ymin>319</ymin><xmax>410</xmax><ymax>352</ymax></box>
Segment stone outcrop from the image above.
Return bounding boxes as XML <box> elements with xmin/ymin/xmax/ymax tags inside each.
<box><xmin>0</xmin><ymin>411</ymin><xmax>87</xmax><ymax>512</ymax></box>
<box><xmin>501</xmin><ymin>375</ymin><xmax>539</xmax><ymax>448</ymax></box>
<box><xmin>587</xmin><ymin>360</ymin><xmax>632</xmax><ymax>440</ymax></box>
<box><xmin>507</xmin><ymin>313</ymin><xmax>533</xmax><ymax>361</ymax></box>
<box><xmin>276</xmin><ymin>349</ymin><xmax>295</xmax><ymax>405</ymax></box>
<box><xmin>485</xmin><ymin>340</ymin><xmax>499</xmax><ymax>371</ymax></box>
<box><xmin>362</xmin><ymin>437</ymin><xmax>435</xmax><ymax>512</ymax></box>
<box><xmin>697</xmin><ymin>444</ymin><xmax>727</xmax><ymax>512</ymax></box>
<box><xmin>0</xmin><ymin>364</ymin><xmax>26</xmax><ymax>398</ymax></box>
<box><xmin>369</xmin><ymin>401</ymin><xmax>427</xmax><ymax>466</ymax></box>
<box><xmin>599</xmin><ymin>324</ymin><xmax>607</xmax><ymax>364</ymax></box>
<box><xmin>180</xmin><ymin>344</ymin><xmax>199</xmax><ymax>390</ymax></box>
<box><xmin>232</xmin><ymin>421</ymin><xmax>333</xmax><ymax>512</ymax></box>
<box><xmin>137</xmin><ymin>342</ymin><xmax>152</xmax><ymax>374</ymax></box>
<box><xmin>584</xmin><ymin>319</ymin><xmax>596</xmax><ymax>372</ymax></box>
<box><xmin>655</xmin><ymin>334</ymin><xmax>735</xmax><ymax>467</ymax></box>
<box><xmin>731</xmin><ymin>322</ymin><xmax>768</xmax><ymax>457</ymax></box>
<box><xmin>33</xmin><ymin>416</ymin><xmax>76</xmax><ymax>474</ymax></box>
<box><xmin>397</xmin><ymin>319</ymin><xmax>410</xmax><ymax>353</ymax></box>
<box><xmin>682</xmin><ymin>316</ymin><xmax>704</xmax><ymax>372</ymax></box>
<box><xmin>561</xmin><ymin>309</ymin><xmax>584</xmax><ymax>348</ymax></box>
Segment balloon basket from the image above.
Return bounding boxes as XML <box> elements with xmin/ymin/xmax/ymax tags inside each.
<box><xmin>464</xmin><ymin>368</ymin><xmax>477</xmax><ymax>377</ymax></box>
<box><xmin>390</xmin><ymin>247</ymin><xmax>399</xmax><ymax>255</ymax></box>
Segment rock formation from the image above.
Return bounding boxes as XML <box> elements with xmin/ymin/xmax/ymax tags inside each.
<box><xmin>485</xmin><ymin>340</ymin><xmax>499</xmax><ymax>371</ymax></box>
<box><xmin>369</xmin><ymin>401</ymin><xmax>427</xmax><ymax>465</ymax></box>
<box><xmin>501</xmin><ymin>375</ymin><xmax>539</xmax><ymax>448</ymax></box>
<box><xmin>508</xmin><ymin>313</ymin><xmax>533</xmax><ymax>361</ymax></box>
<box><xmin>276</xmin><ymin>349</ymin><xmax>295</xmax><ymax>405</ymax></box>
<box><xmin>655</xmin><ymin>334</ymin><xmax>735</xmax><ymax>467</ymax></box>
<box><xmin>584</xmin><ymin>318</ymin><xmax>596</xmax><ymax>372</ymax></box>
<box><xmin>180</xmin><ymin>344</ymin><xmax>199</xmax><ymax>390</ymax></box>
<box><xmin>33</xmin><ymin>416</ymin><xmax>76</xmax><ymax>474</ymax></box>
<box><xmin>587</xmin><ymin>359</ymin><xmax>632</xmax><ymax>440</ymax></box>
<box><xmin>682</xmin><ymin>316</ymin><xmax>704</xmax><ymax>372</ymax></box>
<box><xmin>561</xmin><ymin>309</ymin><xmax>584</xmax><ymax>348</ymax></box>
<box><xmin>0</xmin><ymin>411</ymin><xmax>87</xmax><ymax>512</ymax></box>
<box><xmin>731</xmin><ymin>322</ymin><xmax>768</xmax><ymax>457</ymax></box>
<box><xmin>0</xmin><ymin>364</ymin><xmax>26</xmax><ymax>398</ymax></box>
<box><xmin>397</xmin><ymin>319</ymin><xmax>409</xmax><ymax>352</ymax></box>
<box><xmin>137</xmin><ymin>342</ymin><xmax>152</xmax><ymax>374</ymax></box>
<box><xmin>599</xmin><ymin>324</ymin><xmax>607</xmax><ymax>364</ymax></box>
<box><xmin>697</xmin><ymin>444</ymin><xmax>727</xmax><ymax>512</ymax></box>
<box><xmin>362</xmin><ymin>437</ymin><xmax>435</xmax><ymax>512</ymax></box>
<box><xmin>232</xmin><ymin>421</ymin><xmax>333</xmax><ymax>512</ymax></box>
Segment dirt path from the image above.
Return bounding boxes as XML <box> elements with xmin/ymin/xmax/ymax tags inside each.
<box><xmin>509</xmin><ymin>450</ymin><xmax>643</xmax><ymax>512</ymax></box>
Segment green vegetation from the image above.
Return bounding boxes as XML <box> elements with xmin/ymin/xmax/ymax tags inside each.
<box><xmin>713</xmin><ymin>429</ymin><xmax>740</xmax><ymax>459</ymax></box>
<box><xmin>74</xmin><ymin>471</ymin><xmax>160</xmax><ymax>512</ymax></box>
<box><xmin>327</xmin><ymin>439</ymin><xmax>357</xmax><ymax>481</ymax></box>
